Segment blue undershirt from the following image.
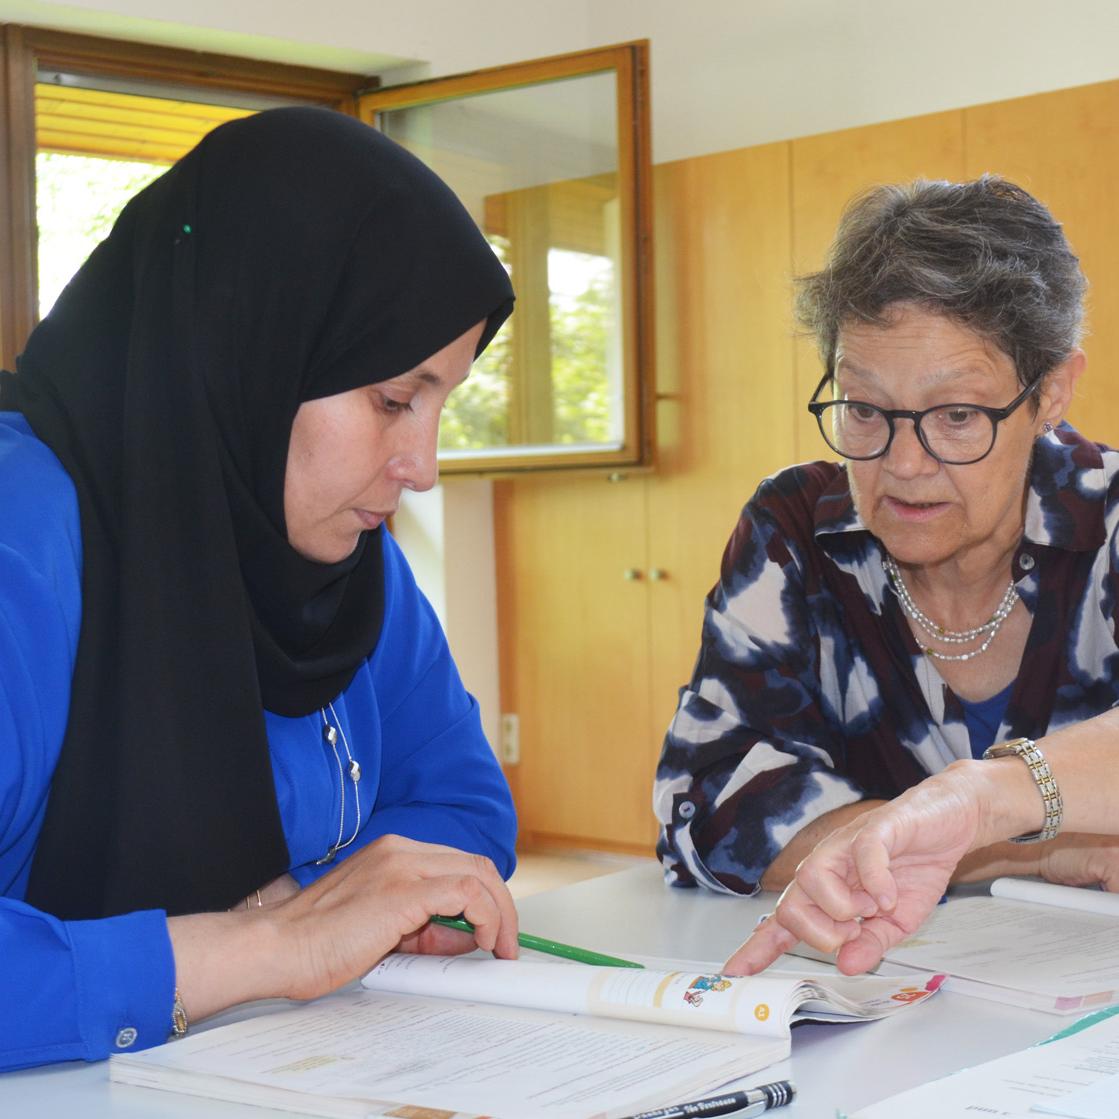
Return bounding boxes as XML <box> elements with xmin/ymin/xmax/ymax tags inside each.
<box><xmin>961</xmin><ymin>681</ymin><xmax>1015</xmax><ymax>758</ymax></box>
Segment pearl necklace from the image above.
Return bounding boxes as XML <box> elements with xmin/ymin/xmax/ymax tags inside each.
<box><xmin>315</xmin><ymin>701</ymin><xmax>362</xmax><ymax>865</ymax></box>
<box><xmin>882</xmin><ymin>554</ymin><xmax>1019</xmax><ymax>662</ymax></box>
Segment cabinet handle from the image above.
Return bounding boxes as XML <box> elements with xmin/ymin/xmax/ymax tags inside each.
<box><xmin>649</xmin><ymin>568</ymin><xmax>668</xmax><ymax>582</ymax></box>
<box><xmin>623</xmin><ymin>568</ymin><xmax>643</xmax><ymax>581</ymax></box>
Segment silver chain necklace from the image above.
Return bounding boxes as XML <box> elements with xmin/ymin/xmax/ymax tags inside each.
<box><xmin>315</xmin><ymin>701</ymin><xmax>362</xmax><ymax>865</ymax></box>
<box><xmin>882</xmin><ymin>554</ymin><xmax>1019</xmax><ymax>662</ymax></box>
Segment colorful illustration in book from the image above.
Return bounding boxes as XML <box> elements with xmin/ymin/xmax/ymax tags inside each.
<box><xmin>890</xmin><ymin>975</ymin><xmax>946</xmax><ymax>1004</ymax></box>
<box><xmin>682</xmin><ymin>975</ymin><xmax>732</xmax><ymax>1007</ymax></box>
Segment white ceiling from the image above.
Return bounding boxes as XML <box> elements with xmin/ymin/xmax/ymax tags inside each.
<box><xmin>4</xmin><ymin>0</ymin><xmax>1119</xmax><ymax>165</ymax></box>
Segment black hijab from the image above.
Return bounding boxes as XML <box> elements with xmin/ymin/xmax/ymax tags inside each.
<box><xmin>1</xmin><ymin>108</ymin><xmax>514</xmax><ymax>920</ymax></box>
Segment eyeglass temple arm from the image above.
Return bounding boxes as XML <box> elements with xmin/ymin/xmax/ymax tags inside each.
<box><xmin>808</xmin><ymin>366</ymin><xmax>833</xmax><ymax>406</ymax></box>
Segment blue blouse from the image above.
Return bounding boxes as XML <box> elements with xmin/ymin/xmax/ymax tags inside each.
<box><xmin>0</xmin><ymin>413</ymin><xmax>517</xmax><ymax>1071</ymax></box>
<box><xmin>961</xmin><ymin>682</ymin><xmax>1015</xmax><ymax>758</ymax></box>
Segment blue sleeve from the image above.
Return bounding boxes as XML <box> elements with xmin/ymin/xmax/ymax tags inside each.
<box><xmin>366</xmin><ymin>689</ymin><xmax>517</xmax><ymax>878</ymax></box>
<box><xmin>291</xmin><ymin>532</ymin><xmax>517</xmax><ymax>884</ymax></box>
<box><xmin>0</xmin><ymin>447</ymin><xmax>177</xmax><ymax>1070</ymax></box>
<box><xmin>0</xmin><ymin>901</ymin><xmax>175</xmax><ymax>1071</ymax></box>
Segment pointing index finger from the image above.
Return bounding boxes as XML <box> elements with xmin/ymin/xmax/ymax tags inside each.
<box><xmin>723</xmin><ymin>913</ymin><xmax>800</xmax><ymax>975</ymax></box>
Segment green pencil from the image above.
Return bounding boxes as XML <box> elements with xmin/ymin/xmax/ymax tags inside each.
<box><xmin>430</xmin><ymin>915</ymin><xmax>645</xmax><ymax>968</ymax></box>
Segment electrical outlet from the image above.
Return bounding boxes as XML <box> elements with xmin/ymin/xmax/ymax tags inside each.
<box><xmin>500</xmin><ymin>713</ymin><xmax>520</xmax><ymax>765</ymax></box>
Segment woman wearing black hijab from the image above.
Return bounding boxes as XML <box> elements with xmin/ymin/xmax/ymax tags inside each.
<box><xmin>0</xmin><ymin>107</ymin><xmax>518</xmax><ymax>1069</ymax></box>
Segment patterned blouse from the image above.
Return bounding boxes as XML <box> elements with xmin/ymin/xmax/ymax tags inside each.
<box><xmin>654</xmin><ymin>425</ymin><xmax>1119</xmax><ymax>894</ymax></box>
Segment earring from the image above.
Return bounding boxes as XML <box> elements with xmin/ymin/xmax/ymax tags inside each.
<box><xmin>1042</xmin><ymin>422</ymin><xmax>1054</xmax><ymax>434</ymax></box>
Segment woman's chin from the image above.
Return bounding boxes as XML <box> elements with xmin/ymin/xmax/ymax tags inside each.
<box><xmin>289</xmin><ymin>532</ymin><xmax>361</xmax><ymax>565</ymax></box>
<box><xmin>874</xmin><ymin>528</ymin><xmax>959</xmax><ymax>569</ymax></box>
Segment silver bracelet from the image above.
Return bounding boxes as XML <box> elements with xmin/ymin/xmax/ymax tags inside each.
<box><xmin>981</xmin><ymin>737</ymin><xmax>1063</xmax><ymax>843</ymax></box>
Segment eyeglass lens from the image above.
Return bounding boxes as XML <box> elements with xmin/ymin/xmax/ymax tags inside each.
<box><xmin>823</xmin><ymin>402</ymin><xmax>996</xmax><ymax>463</ymax></box>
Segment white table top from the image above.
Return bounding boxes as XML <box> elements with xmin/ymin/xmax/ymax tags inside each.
<box><xmin>0</xmin><ymin>862</ymin><xmax>1061</xmax><ymax>1118</ymax></box>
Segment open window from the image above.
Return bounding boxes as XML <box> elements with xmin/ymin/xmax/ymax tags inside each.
<box><xmin>1</xmin><ymin>32</ymin><xmax>653</xmax><ymax>475</ymax></box>
<box><xmin>34</xmin><ymin>79</ymin><xmax>268</xmax><ymax>317</ymax></box>
<box><xmin>0</xmin><ymin>25</ymin><xmax>364</xmax><ymax>368</ymax></box>
<box><xmin>361</xmin><ymin>42</ymin><xmax>654</xmax><ymax>473</ymax></box>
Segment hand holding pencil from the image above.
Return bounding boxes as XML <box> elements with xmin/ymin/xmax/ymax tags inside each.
<box><xmin>431</xmin><ymin>915</ymin><xmax>644</xmax><ymax>968</ymax></box>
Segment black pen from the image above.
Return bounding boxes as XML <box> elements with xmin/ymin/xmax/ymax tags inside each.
<box><xmin>619</xmin><ymin>1079</ymin><xmax>796</xmax><ymax>1119</ymax></box>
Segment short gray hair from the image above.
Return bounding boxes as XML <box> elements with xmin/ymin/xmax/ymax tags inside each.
<box><xmin>796</xmin><ymin>175</ymin><xmax>1087</xmax><ymax>388</ymax></box>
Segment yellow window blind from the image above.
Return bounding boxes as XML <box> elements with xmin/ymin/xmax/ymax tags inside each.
<box><xmin>35</xmin><ymin>83</ymin><xmax>254</xmax><ymax>164</ymax></box>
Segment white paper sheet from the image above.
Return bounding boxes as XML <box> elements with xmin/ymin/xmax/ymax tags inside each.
<box><xmin>886</xmin><ymin>897</ymin><xmax>1119</xmax><ymax>1004</ymax></box>
<box><xmin>990</xmin><ymin>878</ymin><xmax>1119</xmax><ymax>917</ymax></box>
<box><xmin>1031</xmin><ymin>1069</ymin><xmax>1119</xmax><ymax>1118</ymax></box>
<box><xmin>849</xmin><ymin>1011</ymin><xmax>1119</xmax><ymax>1118</ymax></box>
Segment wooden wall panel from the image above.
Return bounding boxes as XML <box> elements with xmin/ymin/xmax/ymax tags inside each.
<box><xmin>645</xmin><ymin>141</ymin><xmax>795</xmax><ymax>737</ymax></box>
<box><xmin>965</xmin><ymin>81</ymin><xmax>1119</xmax><ymax>444</ymax></box>
<box><xmin>790</xmin><ymin>112</ymin><xmax>966</xmax><ymax>459</ymax></box>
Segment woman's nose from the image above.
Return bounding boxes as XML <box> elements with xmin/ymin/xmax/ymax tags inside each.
<box><xmin>393</xmin><ymin>417</ymin><xmax>440</xmax><ymax>492</ymax></box>
<box><xmin>884</xmin><ymin>419</ymin><xmax>939</xmax><ymax>477</ymax></box>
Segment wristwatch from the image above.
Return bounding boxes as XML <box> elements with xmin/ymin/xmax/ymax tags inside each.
<box><xmin>981</xmin><ymin>737</ymin><xmax>1063</xmax><ymax>843</ymax></box>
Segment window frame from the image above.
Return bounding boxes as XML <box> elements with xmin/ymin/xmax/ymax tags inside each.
<box><xmin>360</xmin><ymin>41</ymin><xmax>655</xmax><ymax>474</ymax></box>
<box><xmin>0</xmin><ymin>23</ymin><xmax>369</xmax><ymax>370</ymax></box>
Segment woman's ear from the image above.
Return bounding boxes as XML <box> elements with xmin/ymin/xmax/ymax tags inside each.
<box><xmin>1038</xmin><ymin>348</ymin><xmax>1085</xmax><ymax>432</ymax></box>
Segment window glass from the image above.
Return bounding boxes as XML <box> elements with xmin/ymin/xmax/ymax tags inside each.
<box><xmin>34</xmin><ymin>80</ymin><xmax>256</xmax><ymax>317</ymax></box>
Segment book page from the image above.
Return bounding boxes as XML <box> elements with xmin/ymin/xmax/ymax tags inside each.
<box><xmin>111</xmin><ymin>988</ymin><xmax>787</xmax><ymax>1119</ymax></box>
<box><xmin>361</xmin><ymin>954</ymin><xmax>938</xmax><ymax>1037</ymax></box>
<box><xmin>790</xmin><ymin>971</ymin><xmax>944</xmax><ymax>1021</ymax></box>
<box><xmin>885</xmin><ymin>898</ymin><xmax>1119</xmax><ymax>1000</ymax></box>
<box><xmin>847</xmin><ymin>1007</ymin><xmax>1119</xmax><ymax>1118</ymax></box>
<box><xmin>363</xmin><ymin>954</ymin><xmax>802</xmax><ymax>1037</ymax></box>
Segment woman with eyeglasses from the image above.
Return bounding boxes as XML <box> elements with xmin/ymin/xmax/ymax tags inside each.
<box><xmin>654</xmin><ymin>176</ymin><xmax>1112</xmax><ymax>915</ymax></box>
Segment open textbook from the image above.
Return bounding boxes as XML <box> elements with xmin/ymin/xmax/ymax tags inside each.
<box><xmin>110</xmin><ymin>954</ymin><xmax>943</xmax><ymax>1119</ymax></box>
<box><xmin>791</xmin><ymin>878</ymin><xmax>1119</xmax><ymax>1015</ymax></box>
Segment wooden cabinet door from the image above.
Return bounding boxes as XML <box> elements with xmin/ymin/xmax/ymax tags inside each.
<box><xmin>646</xmin><ymin>141</ymin><xmax>797</xmax><ymax>731</ymax></box>
<box><xmin>494</xmin><ymin>473</ymin><xmax>655</xmax><ymax>853</ymax></box>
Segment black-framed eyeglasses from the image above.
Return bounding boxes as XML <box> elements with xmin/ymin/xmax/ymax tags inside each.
<box><xmin>806</xmin><ymin>371</ymin><xmax>1042</xmax><ymax>465</ymax></box>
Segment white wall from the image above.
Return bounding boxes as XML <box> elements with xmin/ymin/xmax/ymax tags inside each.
<box><xmin>4</xmin><ymin>0</ymin><xmax>1119</xmax><ymax>163</ymax></box>
<box><xmin>391</xmin><ymin>482</ymin><xmax>502</xmax><ymax>755</ymax></box>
